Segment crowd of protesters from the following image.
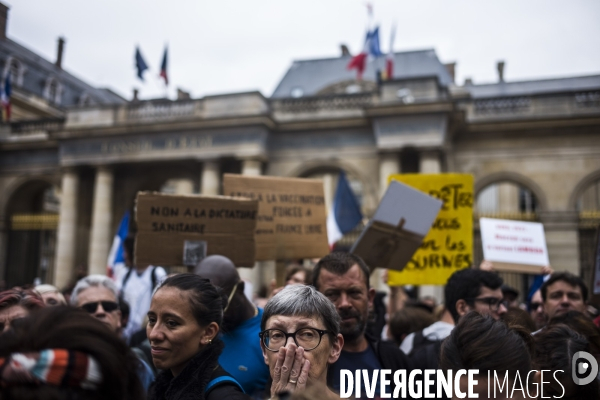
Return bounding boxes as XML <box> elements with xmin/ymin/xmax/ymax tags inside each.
<box><xmin>1</xmin><ymin>238</ymin><xmax>599</xmax><ymax>399</ymax></box>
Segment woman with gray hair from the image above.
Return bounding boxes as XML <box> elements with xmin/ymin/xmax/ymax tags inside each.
<box><xmin>260</xmin><ymin>284</ymin><xmax>343</xmax><ymax>399</ymax></box>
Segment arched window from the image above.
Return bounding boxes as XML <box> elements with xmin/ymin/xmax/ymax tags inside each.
<box><xmin>43</xmin><ymin>77</ymin><xmax>63</xmax><ymax>105</ymax></box>
<box><xmin>476</xmin><ymin>182</ymin><xmax>538</xmax><ymax>217</ymax></box>
<box><xmin>2</xmin><ymin>57</ymin><xmax>27</xmax><ymax>86</ymax></box>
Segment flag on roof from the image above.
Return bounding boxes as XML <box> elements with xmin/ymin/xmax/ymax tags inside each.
<box><xmin>327</xmin><ymin>171</ymin><xmax>363</xmax><ymax>248</ymax></box>
<box><xmin>385</xmin><ymin>24</ymin><xmax>396</xmax><ymax>80</ymax></box>
<box><xmin>135</xmin><ymin>47</ymin><xmax>149</xmax><ymax>81</ymax></box>
<box><xmin>159</xmin><ymin>46</ymin><xmax>168</xmax><ymax>85</ymax></box>
<box><xmin>107</xmin><ymin>211</ymin><xmax>130</xmax><ymax>279</ymax></box>
<box><xmin>1</xmin><ymin>74</ymin><xmax>11</xmax><ymax>122</ymax></box>
<box><xmin>347</xmin><ymin>27</ymin><xmax>383</xmax><ymax>79</ymax></box>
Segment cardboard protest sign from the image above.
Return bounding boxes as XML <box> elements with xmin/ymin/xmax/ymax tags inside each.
<box><xmin>223</xmin><ymin>174</ymin><xmax>329</xmax><ymax>260</ymax></box>
<box><xmin>351</xmin><ymin>181</ymin><xmax>442</xmax><ymax>272</ymax></box>
<box><xmin>480</xmin><ymin>218</ymin><xmax>549</xmax><ymax>274</ymax></box>
<box><xmin>387</xmin><ymin>174</ymin><xmax>474</xmax><ymax>286</ymax></box>
<box><xmin>135</xmin><ymin>192</ymin><xmax>258</xmax><ymax>268</ymax></box>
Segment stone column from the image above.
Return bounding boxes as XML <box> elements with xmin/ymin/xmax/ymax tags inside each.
<box><xmin>174</xmin><ymin>179</ymin><xmax>194</xmax><ymax>195</ymax></box>
<box><xmin>379</xmin><ymin>152</ymin><xmax>400</xmax><ymax>199</ymax></box>
<box><xmin>88</xmin><ymin>167</ymin><xmax>113</xmax><ymax>276</ymax></box>
<box><xmin>418</xmin><ymin>151</ymin><xmax>444</xmax><ymax>302</ymax></box>
<box><xmin>419</xmin><ymin>151</ymin><xmax>442</xmax><ymax>174</ymax></box>
<box><xmin>239</xmin><ymin>159</ymin><xmax>263</xmax><ymax>294</ymax></box>
<box><xmin>241</xmin><ymin>159</ymin><xmax>262</xmax><ymax>177</ymax></box>
<box><xmin>54</xmin><ymin>169</ymin><xmax>79</xmax><ymax>289</ymax></box>
<box><xmin>201</xmin><ymin>161</ymin><xmax>220</xmax><ymax>196</ymax></box>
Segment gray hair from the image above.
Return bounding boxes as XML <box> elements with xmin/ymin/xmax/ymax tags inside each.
<box><xmin>70</xmin><ymin>274</ymin><xmax>119</xmax><ymax>306</ymax></box>
<box><xmin>261</xmin><ymin>285</ymin><xmax>340</xmax><ymax>336</ymax></box>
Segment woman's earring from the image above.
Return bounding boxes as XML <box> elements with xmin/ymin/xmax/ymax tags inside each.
<box><xmin>208</xmin><ymin>339</ymin><xmax>212</xmax><ymax>344</ymax></box>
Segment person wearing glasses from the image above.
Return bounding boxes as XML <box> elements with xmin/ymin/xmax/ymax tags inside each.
<box><xmin>260</xmin><ymin>284</ymin><xmax>343</xmax><ymax>399</ymax></box>
<box><xmin>195</xmin><ymin>255</ymin><xmax>270</xmax><ymax>398</ymax></box>
<box><xmin>146</xmin><ymin>273</ymin><xmax>250</xmax><ymax>400</ymax></box>
<box><xmin>403</xmin><ymin>268</ymin><xmax>506</xmax><ymax>375</ymax></box>
<box><xmin>528</xmin><ymin>288</ymin><xmax>548</xmax><ymax>330</ymax></box>
<box><xmin>70</xmin><ymin>274</ymin><xmax>155</xmax><ymax>391</ymax></box>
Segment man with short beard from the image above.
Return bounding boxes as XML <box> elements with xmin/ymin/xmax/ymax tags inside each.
<box><xmin>313</xmin><ymin>252</ymin><xmax>412</xmax><ymax>398</ymax></box>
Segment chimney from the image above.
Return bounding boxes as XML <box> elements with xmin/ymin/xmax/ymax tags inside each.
<box><xmin>464</xmin><ymin>78</ymin><xmax>473</xmax><ymax>86</ymax></box>
<box><xmin>55</xmin><ymin>37</ymin><xmax>65</xmax><ymax>69</ymax></box>
<box><xmin>132</xmin><ymin>88</ymin><xmax>139</xmax><ymax>102</ymax></box>
<box><xmin>497</xmin><ymin>61</ymin><xmax>505</xmax><ymax>82</ymax></box>
<box><xmin>177</xmin><ymin>88</ymin><xmax>191</xmax><ymax>100</ymax></box>
<box><xmin>0</xmin><ymin>3</ymin><xmax>9</xmax><ymax>41</ymax></box>
<box><xmin>444</xmin><ymin>62</ymin><xmax>456</xmax><ymax>83</ymax></box>
<box><xmin>340</xmin><ymin>44</ymin><xmax>351</xmax><ymax>57</ymax></box>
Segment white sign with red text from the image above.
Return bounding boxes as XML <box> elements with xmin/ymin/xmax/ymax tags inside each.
<box><xmin>480</xmin><ymin>218</ymin><xmax>549</xmax><ymax>273</ymax></box>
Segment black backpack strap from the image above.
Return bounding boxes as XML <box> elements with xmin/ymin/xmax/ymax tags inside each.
<box><xmin>121</xmin><ymin>267</ymin><xmax>133</xmax><ymax>291</ymax></box>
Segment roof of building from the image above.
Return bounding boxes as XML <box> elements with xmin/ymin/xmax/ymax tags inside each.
<box><xmin>0</xmin><ymin>37</ymin><xmax>126</xmax><ymax>106</ymax></box>
<box><xmin>271</xmin><ymin>49</ymin><xmax>453</xmax><ymax>98</ymax></box>
<box><xmin>466</xmin><ymin>74</ymin><xmax>600</xmax><ymax>99</ymax></box>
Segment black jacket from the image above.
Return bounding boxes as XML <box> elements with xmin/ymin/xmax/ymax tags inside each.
<box><xmin>327</xmin><ymin>334</ymin><xmax>413</xmax><ymax>398</ymax></box>
<box><xmin>148</xmin><ymin>340</ymin><xmax>250</xmax><ymax>400</ymax></box>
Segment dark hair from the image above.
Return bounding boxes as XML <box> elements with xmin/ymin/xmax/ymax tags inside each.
<box><xmin>541</xmin><ymin>272</ymin><xmax>588</xmax><ymax>302</ymax></box>
<box><xmin>156</xmin><ymin>273</ymin><xmax>226</xmax><ymax>328</ymax></box>
<box><xmin>123</xmin><ymin>236</ymin><xmax>135</xmax><ymax>259</ymax></box>
<box><xmin>547</xmin><ymin>310</ymin><xmax>600</xmax><ymax>356</ymax></box>
<box><xmin>502</xmin><ymin>307</ymin><xmax>537</xmax><ymax>334</ymax></box>
<box><xmin>388</xmin><ymin>306</ymin><xmax>436</xmax><ymax>346</ymax></box>
<box><xmin>440</xmin><ymin>312</ymin><xmax>533</xmax><ymax>377</ymax></box>
<box><xmin>444</xmin><ymin>269</ymin><xmax>503</xmax><ymax>323</ymax></box>
<box><xmin>0</xmin><ymin>288</ymin><xmax>45</xmax><ymax>312</ymax></box>
<box><xmin>0</xmin><ymin>306</ymin><xmax>144</xmax><ymax>400</ymax></box>
<box><xmin>286</xmin><ymin>263</ymin><xmax>312</xmax><ymax>285</ymax></box>
<box><xmin>312</xmin><ymin>252</ymin><xmax>370</xmax><ymax>290</ymax></box>
<box><xmin>534</xmin><ymin>324</ymin><xmax>600</xmax><ymax>398</ymax></box>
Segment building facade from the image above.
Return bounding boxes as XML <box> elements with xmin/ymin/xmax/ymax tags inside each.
<box><xmin>1</xmin><ymin>5</ymin><xmax>599</xmax><ymax>296</ymax></box>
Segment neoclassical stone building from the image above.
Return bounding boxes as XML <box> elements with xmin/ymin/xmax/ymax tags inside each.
<box><xmin>1</xmin><ymin>4</ymin><xmax>599</xmax><ymax>296</ymax></box>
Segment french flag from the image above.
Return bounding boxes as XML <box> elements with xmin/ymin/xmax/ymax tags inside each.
<box><xmin>107</xmin><ymin>211</ymin><xmax>130</xmax><ymax>278</ymax></box>
<box><xmin>159</xmin><ymin>46</ymin><xmax>168</xmax><ymax>85</ymax></box>
<box><xmin>347</xmin><ymin>26</ymin><xmax>383</xmax><ymax>80</ymax></box>
<box><xmin>327</xmin><ymin>171</ymin><xmax>363</xmax><ymax>248</ymax></box>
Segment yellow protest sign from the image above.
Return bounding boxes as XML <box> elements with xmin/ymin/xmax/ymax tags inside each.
<box><xmin>387</xmin><ymin>174</ymin><xmax>473</xmax><ymax>285</ymax></box>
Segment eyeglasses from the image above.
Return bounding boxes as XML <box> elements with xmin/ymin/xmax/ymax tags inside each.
<box><xmin>80</xmin><ymin>301</ymin><xmax>119</xmax><ymax>314</ymax></box>
<box><xmin>465</xmin><ymin>297</ymin><xmax>508</xmax><ymax>312</ymax></box>
<box><xmin>259</xmin><ymin>328</ymin><xmax>332</xmax><ymax>352</ymax></box>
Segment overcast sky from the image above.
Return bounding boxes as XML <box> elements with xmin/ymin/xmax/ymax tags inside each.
<box><xmin>8</xmin><ymin>0</ymin><xmax>600</xmax><ymax>101</ymax></box>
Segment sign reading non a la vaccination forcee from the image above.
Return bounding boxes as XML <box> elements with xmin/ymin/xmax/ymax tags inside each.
<box><xmin>223</xmin><ymin>174</ymin><xmax>329</xmax><ymax>261</ymax></box>
<box><xmin>480</xmin><ymin>218</ymin><xmax>549</xmax><ymax>268</ymax></box>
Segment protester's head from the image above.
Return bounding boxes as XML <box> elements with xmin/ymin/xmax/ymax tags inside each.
<box><xmin>0</xmin><ymin>306</ymin><xmax>144</xmax><ymax>400</ymax></box>
<box><xmin>260</xmin><ymin>285</ymin><xmax>343</xmax><ymax>390</ymax></box>
<box><xmin>312</xmin><ymin>252</ymin><xmax>374</xmax><ymax>345</ymax></box>
<box><xmin>70</xmin><ymin>274</ymin><xmax>121</xmax><ymax>333</ymax></box>
<box><xmin>502</xmin><ymin>284</ymin><xmax>520</xmax><ymax>308</ymax></box>
<box><xmin>444</xmin><ymin>268</ymin><xmax>506</xmax><ymax>323</ymax></box>
<box><xmin>194</xmin><ymin>254</ymin><xmax>246</xmax><ymax>332</ymax></box>
<box><xmin>534</xmin><ymin>324</ymin><xmax>600</xmax><ymax>399</ymax></box>
<box><xmin>147</xmin><ymin>273</ymin><xmax>223</xmax><ymax>376</ymax></box>
<box><xmin>286</xmin><ymin>263</ymin><xmax>312</xmax><ymax>286</ymax></box>
<box><xmin>502</xmin><ymin>306</ymin><xmax>537</xmax><ymax>334</ymax></box>
<box><xmin>528</xmin><ymin>288</ymin><xmax>547</xmax><ymax>330</ymax></box>
<box><xmin>35</xmin><ymin>284</ymin><xmax>67</xmax><ymax>306</ymax></box>
<box><xmin>0</xmin><ymin>288</ymin><xmax>45</xmax><ymax>333</ymax></box>
<box><xmin>388</xmin><ymin>305</ymin><xmax>436</xmax><ymax>346</ymax></box>
<box><xmin>123</xmin><ymin>236</ymin><xmax>135</xmax><ymax>267</ymax></box>
<box><xmin>541</xmin><ymin>272</ymin><xmax>587</xmax><ymax>319</ymax></box>
<box><xmin>547</xmin><ymin>310</ymin><xmax>600</xmax><ymax>359</ymax></box>
<box><xmin>440</xmin><ymin>312</ymin><xmax>534</xmax><ymax>399</ymax></box>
